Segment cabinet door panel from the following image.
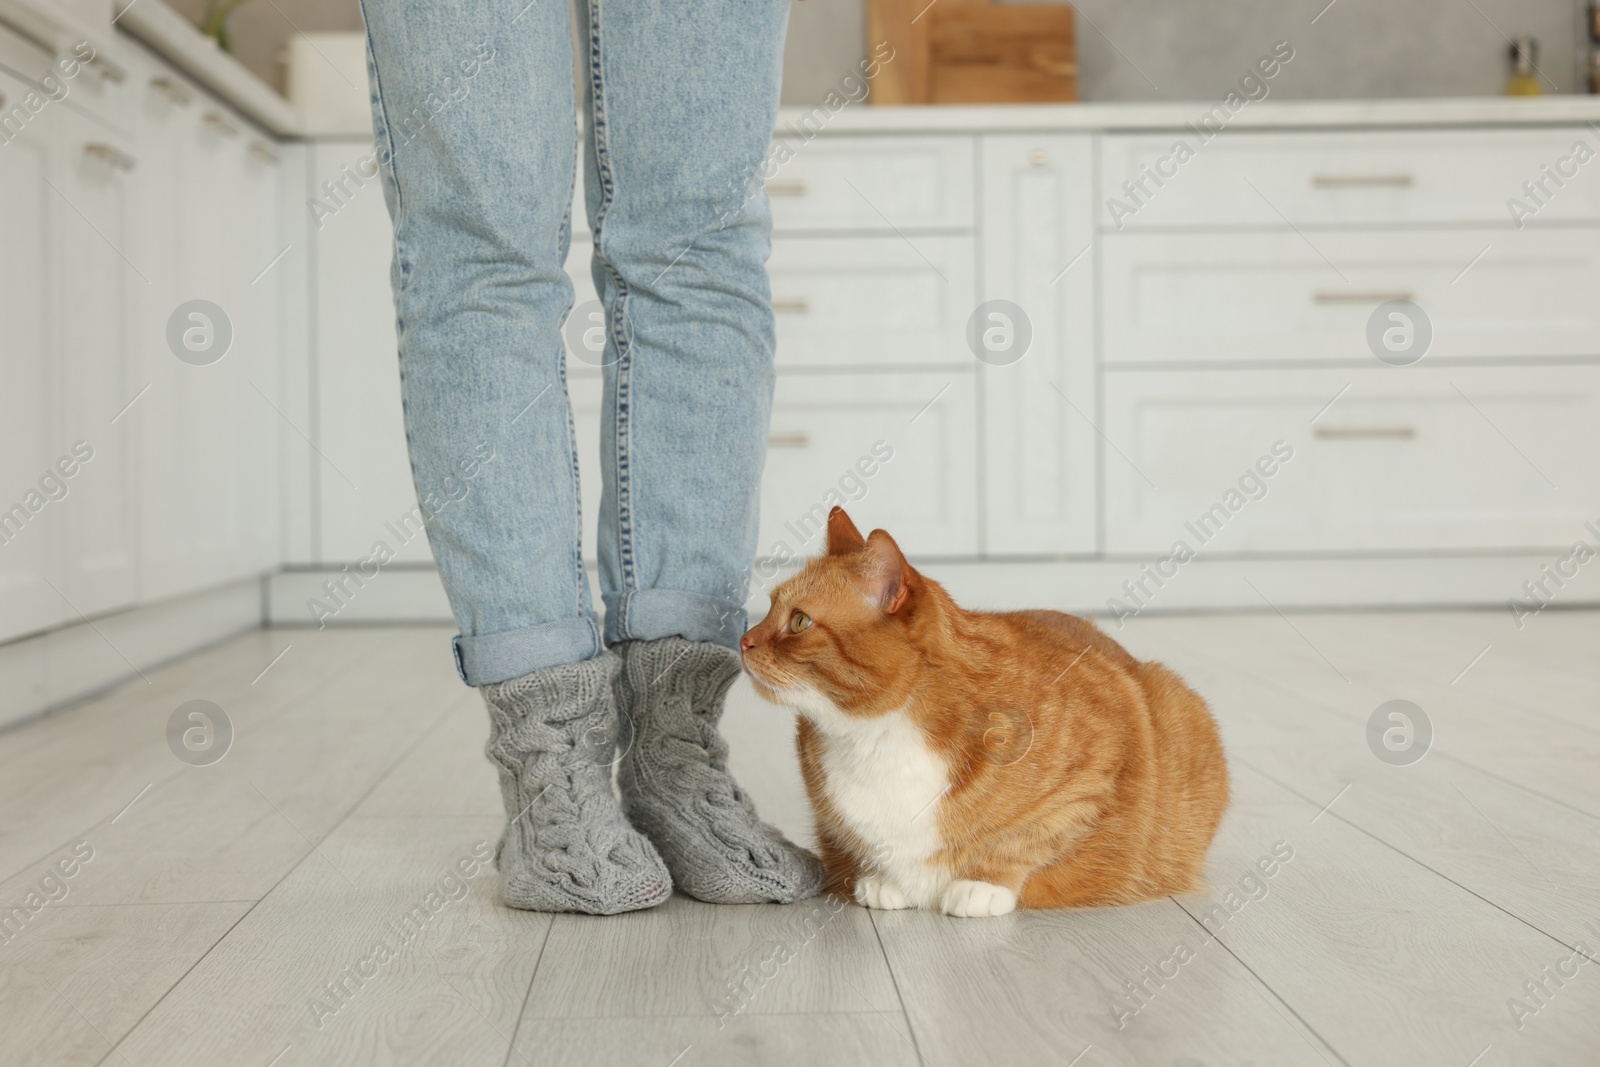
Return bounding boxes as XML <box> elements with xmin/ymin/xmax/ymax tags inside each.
<box><xmin>1103</xmin><ymin>366</ymin><xmax>1600</xmax><ymax>554</ymax></box>
<box><xmin>569</xmin><ymin>372</ymin><xmax>979</xmax><ymax>567</ymax></box>
<box><xmin>767</xmin><ymin>236</ymin><xmax>975</xmax><ymax>369</ymax></box>
<box><xmin>978</xmin><ymin>134</ymin><xmax>1097</xmax><ymax>556</ymax></box>
<box><xmin>0</xmin><ymin>65</ymin><xmax>68</xmax><ymax>640</ymax></box>
<box><xmin>54</xmin><ymin>108</ymin><xmax>137</xmax><ymax>616</ymax></box>
<box><xmin>759</xmin><ymin>373</ymin><xmax>978</xmax><ymax>560</ymax></box>
<box><xmin>1100</xmin><ymin>128</ymin><xmax>1600</xmax><ymax>229</ymax></box>
<box><xmin>768</xmin><ymin>136</ymin><xmax>974</xmax><ymax>232</ymax></box>
<box><xmin>132</xmin><ymin>49</ymin><xmax>283</xmax><ymax>601</ymax></box>
<box><xmin>311</xmin><ymin>142</ymin><xmax>426</xmax><ymax>565</ymax></box>
<box><xmin>1102</xmin><ymin>229</ymin><xmax>1600</xmax><ymax>365</ymax></box>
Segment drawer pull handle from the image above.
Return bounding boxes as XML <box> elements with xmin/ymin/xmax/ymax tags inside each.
<box><xmin>1314</xmin><ymin>426</ymin><xmax>1417</xmax><ymax>440</ymax></box>
<box><xmin>249</xmin><ymin>141</ymin><xmax>280</xmax><ymax>164</ymax></box>
<box><xmin>204</xmin><ymin>111</ymin><xmax>241</xmax><ymax>137</ymax></box>
<box><xmin>86</xmin><ymin>54</ymin><xmax>126</xmax><ymax>84</ymax></box>
<box><xmin>768</xmin><ymin>431</ymin><xmax>810</xmax><ymax>448</ymax></box>
<box><xmin>766</xmin><ymin>180</ymin><xmax>807</xmax><ymax>197</ymax></box>
<box><xmin>150</xmin><ymin>76</ymin><xmax>192</xmax><ymax>105</ymax></box>
<box><xmin>1313</xmin><ymin>290</ymin><xmax>1415</xmax><ymax>305</ymax></box>
<box><xmin>772</xmin><ymin>297</ymin><xmax>810</xmax><ymax>314</ymax></box>
<box><xmin>1311</xmin><ymin>174</ymin><xmax>1415</xmax><ymax>188</ymax></box>
<box><xmin>84</xmin><ymin>143</ymin><xmax>137</xmax><ymax>173</ymax></box>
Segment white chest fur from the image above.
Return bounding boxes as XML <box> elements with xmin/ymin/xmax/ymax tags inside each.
<box><xmin>794</xmin><ymin>692</ymin><xmax>952</xmax><ymax>908</ymax></box>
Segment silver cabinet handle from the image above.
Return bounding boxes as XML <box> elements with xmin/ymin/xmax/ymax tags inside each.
<box><xmin>150</xmin><ymin>76</ymin><xmax>192</xmax><ymax>105</ymax></box>
<box><xmin>1314</xmin><ymin>426</ymin><xmax>1417</xmax><ymax>439</ymax></box>
<box><xmin>765</xmin><ymin>180</ymin><xmax>807</xmax><ymax>197</ymax></box>
<box><xmin>1311</xmin><ymin>174</ymin><xmax>1415</xmax><ymax>188</ymax></box>
<box><xmin>768</xmin><ymin>431</ymin><xmax>810</xmax><ymax>448</ymax></box>
<box><xmin>84</xmin><ymin>143</ymin><xmax>137</xmax><ymax>173</ymax></box>
<box><xmin>1313</xmin><ymin>290</ymin><xmax>1415</xmax><ymax>304</ymax></box>
<box><xmin>248</xmin><ymin>141</ymin><xmax>279</xmax><ymax>164</ymax></box>
<box><xmin>86</xmin><ymin>53</ymin><xmax>126</xmax><ymax>83</ymax></box>
<box><xmin>772</xmin><ymin>297</ymin><xmax>810</xmax><ymax>314</ymax></box>
<box><xmin>203</xmin><ymin>110</ymin><xmax>240</xmax><ymax>137</ymax></box>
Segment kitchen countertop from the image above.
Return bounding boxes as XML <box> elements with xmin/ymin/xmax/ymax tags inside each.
<box><xmin>299</xmin><ymin>94</ymin><xmax>1600</xmax><ymax>141</ymax></box>
<box><xmin>110</xmin><ymin>0</ymin><xmax>299</xmax><ymax>135</ymax></box>
<box><xmin>8</xmin><ymin>0</ymin><xmax>1600</xmax><ymax>142</ymax></box>
<box><xmin>775</xmin><ymin>95</ymin><xmax>1600</xmax><ymax>135</ymax></box>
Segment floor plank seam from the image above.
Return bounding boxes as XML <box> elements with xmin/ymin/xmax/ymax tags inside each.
<box><xmin>865</xmin><ymin>910</ymin><xmax>930</xmax><ymax>1067</ymax></box>
<box><xmin>501</xmin><ymin>915</ymin><xmax>556</xmax><ymax>1067</ymax></box>
<box><xmin>1234</xmin><ymin>757</ymin><xmax>1593</xmax><ymax>958</ymax></box>
<box><xmin>1170</xmin><ymin>899</ymin><xmax>1354</xmax><ymax>1067</ymax></box>
<box><xmin>91</xmin><ymin>689</ymin><xmax>468</xmax><ymax>1066</ymax></box>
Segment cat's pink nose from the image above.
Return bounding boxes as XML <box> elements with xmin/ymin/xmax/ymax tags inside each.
<box><xmin>739</xmin><ymin>630</ymin><xmax>757</xmax><ymax>653</ymax></box>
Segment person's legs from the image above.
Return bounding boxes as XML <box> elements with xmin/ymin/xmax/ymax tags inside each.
<box><xmin>578</xmin><ymin>0</ymin><xmax>822</xmax><ymax>903</ymax></box>
<box><xmin>360</xmin><ymin>0</ymin><xmax>668</xmax><ymax>913</ymax></box>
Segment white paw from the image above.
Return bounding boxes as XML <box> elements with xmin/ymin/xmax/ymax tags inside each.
<box><xmin>854</xmin><ymin>874</ymin><xmax>912</xmax><ymax>911</ymax></box>
<box><xmin>940</xmin><ymin>880</ymin><xmax>1017</xmax><ymax>918</ymax></box>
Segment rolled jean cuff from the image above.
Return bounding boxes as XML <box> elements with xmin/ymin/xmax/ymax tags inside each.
<box><xmin>452</xmin><ymin>612</ymin><xmax>604</xmax><ymax>686</ymax></box>
<box><xmin>603</xmin><ymin>589</ymin><xmax>746</xmax><ymax>652</ymax></box>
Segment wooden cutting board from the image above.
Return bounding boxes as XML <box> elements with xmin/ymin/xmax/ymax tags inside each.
<box><xmin>868</xmin><ymin>0</ymin><xmax>1077</xmax><ymax>104</ymax></box>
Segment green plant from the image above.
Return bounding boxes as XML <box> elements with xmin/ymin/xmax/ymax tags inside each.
<box><xmin>201</xmin><ymin>0</ymin><xmax>255</xmax><ymax>52</ymax></box>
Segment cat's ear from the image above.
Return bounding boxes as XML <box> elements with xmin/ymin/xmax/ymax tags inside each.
<box><xmin>826</xmin><ymin>506</ymin><xmax>867</xmax><ymax>556</ymax></box>
<box><xmin>863</xmin><ymin>529</ymin><xmax>915</xmax><ymax>615</ymax></box>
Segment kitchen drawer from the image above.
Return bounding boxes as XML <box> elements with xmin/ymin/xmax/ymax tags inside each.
<box><xmin>1103</xmin><ymin>366</ymin><xmax>1600</xmax><ymax>555</ymax></box>
<box><xmin>565</xmin><ymin>236</ymin><xmax>977</xmax><ymax>371</ymax></box>
<box><xmin>1102</xmin><ymin>229</ymin><xmax>1600</xmax><ymax>364</ymax></box>
<box><xmin>766</xmin><ymin>135</ymin><xmax>974</xmax><ymax>232</ymax></box>
<box><xmin>758</xmin><ymin>372</ymin><xmax>977</xmax><ymax>558</ymax></box>
<box><xmin>569</xmin><ymin>372</ymin><xmax>979</xmax><ymax>563</ymax></box>
<box><xmin>768</xmin><ymin>236</ymin><xmax>975</xmax><ymax>368</ymax></box>
<box><xmin>0</xmin><ymin>28</ymin><xmax>123</xmax><ymax>129</ymax></box>
<box><xmin>1100</xmin><ymin>129</ymin><xmax>1600</xmax><ymax>230</ymax></box>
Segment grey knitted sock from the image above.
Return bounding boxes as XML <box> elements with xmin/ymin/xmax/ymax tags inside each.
<box><xmin>615</xmin><ymin>637</ymin><xmax>824</xmax><ymax>905</ymax></box>
<box><xmin>481</xmin><ymin>653</ymin><xmax>672</xmax><ymax>915</ymax></box>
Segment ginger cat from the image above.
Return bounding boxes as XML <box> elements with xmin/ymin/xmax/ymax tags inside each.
<box><xmin>739</xmin><ymin>508</ymin><xmax>1229</xmax><ymax>918</ymax></box>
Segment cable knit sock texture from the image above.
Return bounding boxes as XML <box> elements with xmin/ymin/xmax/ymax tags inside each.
<box><xmin>616</xmin><ymin>637</ymin><xmax>824</xmax><ymax>905</ymax></box>
<box><xmin>481</xmin><ymin>653</ymin><xmax>672</xmax><ymax>915</ymax></box>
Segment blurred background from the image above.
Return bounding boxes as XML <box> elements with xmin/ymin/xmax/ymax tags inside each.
<box><xmin>3</xmin><ymin>0</ymin><xmax>1597</xmax><ymax>722</ymax></box>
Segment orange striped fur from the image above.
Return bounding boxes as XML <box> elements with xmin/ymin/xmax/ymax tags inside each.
<box><xmin>740</xmin><ymin>507</ymin><xmax>1229</xmax><ymax>915</ymax></box>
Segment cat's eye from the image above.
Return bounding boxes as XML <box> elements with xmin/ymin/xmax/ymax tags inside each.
<box><xmin>788</xmin><ymin>610</ymin><xmax>813</xmax><ymax>634</ymax></box>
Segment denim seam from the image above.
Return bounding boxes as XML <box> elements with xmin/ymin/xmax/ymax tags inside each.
<box><xmin>362</xmin><ymin>5</ymin><xmax>449</xmax><ymax>642</ymax></box>
<box><xmin>561</xmin><ymin>373</ymin><xmax>586</xmax><ymax>614</ymax></box>
<box><xmin>586</xmin><ymin>0</ymin><xmax>638</xmax><ymax>597</ymax></box>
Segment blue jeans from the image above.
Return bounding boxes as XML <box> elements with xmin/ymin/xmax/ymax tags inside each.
<box><xmin>360</xmin><ymin>0</ymin><xmax>788</xmax><ymax>685</ymax></box>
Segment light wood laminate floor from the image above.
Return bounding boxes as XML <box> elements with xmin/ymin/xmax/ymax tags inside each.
<box><xmin>2</xmin><ymin>606</ymin><xmax>1597</xmax><ymax>1066</ymax></box>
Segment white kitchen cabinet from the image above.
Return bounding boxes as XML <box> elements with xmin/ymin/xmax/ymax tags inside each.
<box><xmin>977</xmin><ymin>134</ymin><xmax>1098</xmax><ymax>557</ymax></box>
<box><xmin>296</xmin><ymin>113</ymin><xmax>1600</xmax><ymax>616</ymax></box>
<box><xmin>767</xmin><ymin>135</ymin><xmax>974</xmax><ymax>233</ymax></box>
<box><xmin>1099</xmin><ymin>129</ymin><xmax>1600</xmax><ymax>230</ymax></box>
<box><xmin>1101</xmin><ymin>228</ymin><xmax>1600</xmax><ymax>365</ymax></box>
<box><xmin>51</xmin><ymin>99</ymin><xmax>138</xmax><ymax>617</ymax></box>
<box><xmin>125</xmin><ymin>39</ymin><xmax>281</xmax><ymax>603</ymax></box>
<box><xmin>569</xmin><ymin>370</ymin><xmax>980</xmax><ymax>565</ymax></box>
<box><xmin>0</xmin><ymin>55</ymin><xmax>70</xmax><ymax>642</ymax></box>
<box><xmin>759</xmin><ymin>371</ymin><xmax>979</xmax><ymax>559</ymax></box>
<box><xmin>1102</xmin><ymin>366</ymin><xmax>1600</xmax><ymax>555</ymax></box>
<box><xmin>767</xmin><ymin>235</ymin><xmax>975</xmax><ymax>369</ymax></box>
<box><xmin>309</xmin><ymin>141</ymin><xmax>426</xmax><ymax>566</ymax></box>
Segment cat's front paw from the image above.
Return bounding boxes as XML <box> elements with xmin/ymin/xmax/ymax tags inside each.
<box><xmin>854</xmin><ymin>874</ymin><xmax>912</xmax><ymax>911</ymax></box>
<box><xmin>940</xmin><ymin>880</ymin><xmax>1017</xmax><ymax>917</ymax></box>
